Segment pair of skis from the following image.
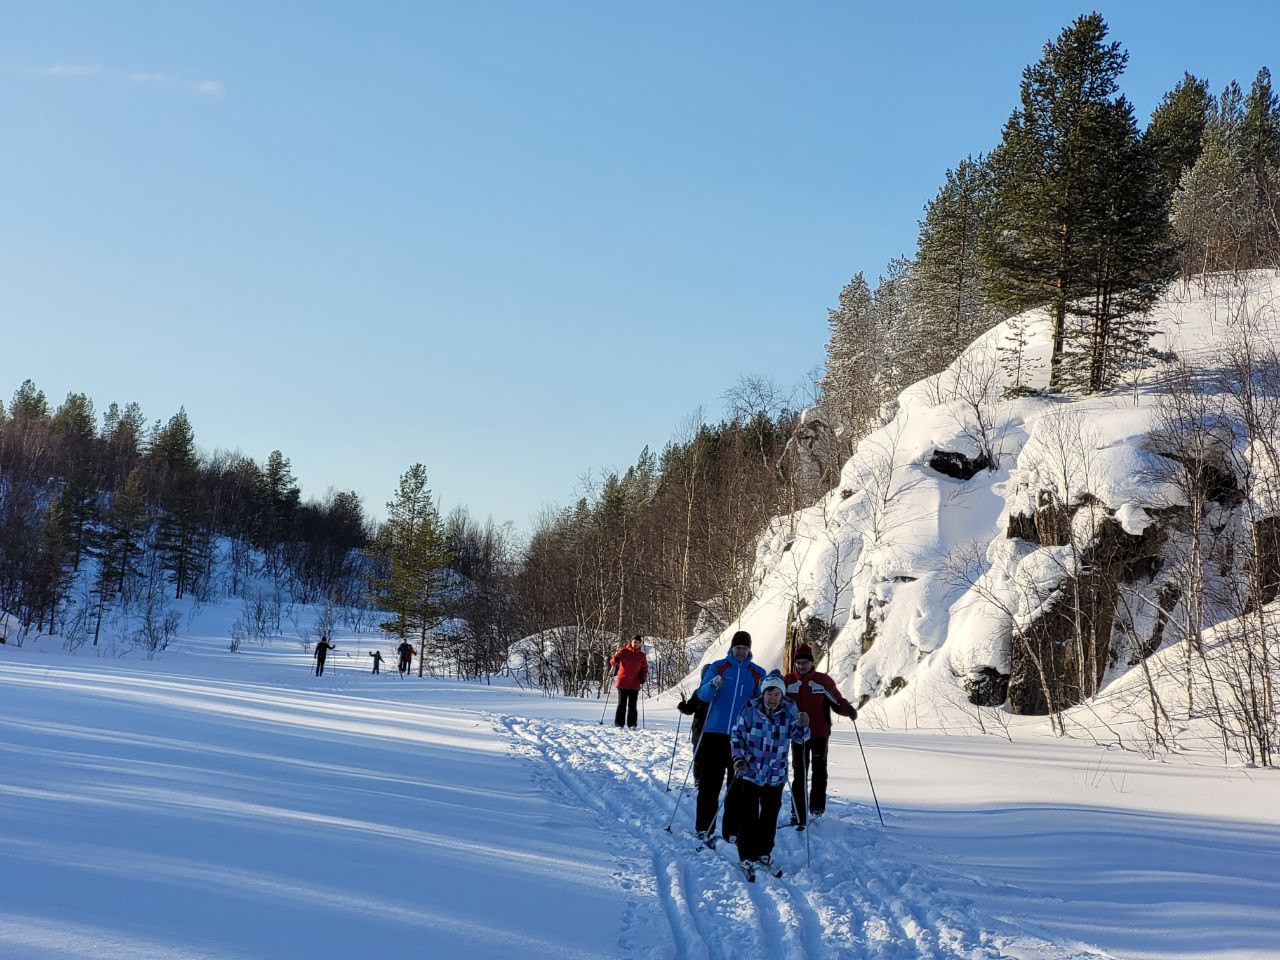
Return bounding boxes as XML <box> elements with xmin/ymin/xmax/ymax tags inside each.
<box><xmin>694</xmin><ymin>833</ymin><xmax>784</xmax><ymax>882</ymax></box>
<box><xmin>737</xmin><ymin>857</ymin><xmax>784</xmax><ymax>882</ymax></box>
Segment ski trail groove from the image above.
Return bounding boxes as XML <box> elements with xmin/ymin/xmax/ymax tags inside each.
<box><xmin>496</xmin><ymin>715</ymin><xmax>1110</xmax><ymax>960</ymax></box>
<box><xmin>499</xmin><ymin>717</ymin><xmax>722</xmax><ymax>960</ymax></box>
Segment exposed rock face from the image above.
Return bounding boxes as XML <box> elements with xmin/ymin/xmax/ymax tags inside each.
<box><xmin>964</xmin><ymin>667</ymin><xmax>1010</xmax><ymax>707</ymax></box>
<box><xmin>930</xmin><ymin>448</ymin><xmax>995</xmax><ymax>481</ymax></box>
<box><xmin>780</xmin><ymin>408</ymin><xmax>845</xmax><ymax>501</ymax></box>
<box><xmin>1008</xmin><ymin>512</ymin><xmax>1168</xmax><ymax>715</ymax></box>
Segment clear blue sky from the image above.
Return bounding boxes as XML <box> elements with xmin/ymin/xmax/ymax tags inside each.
<box><xmin>1</xmin><ymin>2</ymin><xmax>1275</xmax><ymax>532</ymax></box>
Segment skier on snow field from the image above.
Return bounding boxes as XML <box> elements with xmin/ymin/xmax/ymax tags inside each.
<box><xmin>313</xmin><ymin>636</ymin><xmax>336</xmax><ymax>677</ymax></box>
<box><xmin>784</xmin><ymin>643</ymin><xmax>857</xmax><ymax>828</ymax></box>
<box><xmin>609</xmin><ymin>634</ymin><xmax>649</xmax><ymax>728</ymax></box>
<box><xmin>693</xmin><ymin>630</ymin><xmax>765</xmax><ymax>844</ymax></box>
<box><xmin>397</xmin><ymin>641</ymin><xmax>415</xmax><ymax>675</ymax></box>
<box><xmin>731</xmin><ymin>669</ymin><xmax>809</xmax><ymax>874</ymax></box>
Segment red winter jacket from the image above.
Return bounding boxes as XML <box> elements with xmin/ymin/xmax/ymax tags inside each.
<box><xmin>609</xmin><ymin>646</ymin><xmax>648</xmax><ymax>690</ymax></box>
<box><xmin>783</xmin><ymin>669</ymin><xmax>855</xmax><ymax>738</ymax></box>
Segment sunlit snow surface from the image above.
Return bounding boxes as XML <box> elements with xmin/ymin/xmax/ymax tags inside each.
<box><xmin>3</xmin><ymin>623</ymin><xmax>1279</xmax><ymax>959</ymax></box>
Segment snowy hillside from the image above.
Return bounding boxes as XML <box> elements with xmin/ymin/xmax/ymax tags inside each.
<box><xmin>3</xmin><ymin>612</ymin><xmax>1279</xmax><ymax>959</ymax></box>
<box><xmin>693</xmin><ymin>272</ymin><xmax>1280</xmax><ymax>728</ymax></box>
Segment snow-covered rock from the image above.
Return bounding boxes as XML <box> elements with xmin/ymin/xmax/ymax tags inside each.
<box><xmin>689</xmin><ymin>272</ymin><xmax>1280</xmax><ymax>718</ymax></box>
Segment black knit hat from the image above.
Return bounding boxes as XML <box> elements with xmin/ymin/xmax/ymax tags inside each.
<box><xmin>730</xmin><ymin>630</ymin><xmax>752</xmax><ymax>648</ymax></box>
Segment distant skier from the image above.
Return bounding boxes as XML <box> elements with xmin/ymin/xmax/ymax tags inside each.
<box><xmin>731</xmin><ymin>669</ymin><xmax>809</xmax><ymax>872</ymax></box>
<box><xmin>676</xmin><ymin>663</ymin><xmax>712</xmax><ymax>784</ymax></box>
<box><xmin>609</xmin><ymin>635</ymin><xmax>649</xmax><ymax>728</ymax></box>
<box><xmin>693</xmin><ymin>631</ymin><xmax>764</xmax><ymax>844</ymax></box>
<box><xmin>314</xmin><ymin>636</ymin><xmax>336</xmax><ymax>677</ymax></box>
<box><xmin>397</xmin><ymin>641</ymin><xmax>415</xmax><ymax>675</ymax></box>
<box><xmin>369</xmin><ymin>649</ymin><xmax>384</xmax><ymax>674</ymax></box>
<box><xmin>784</xmin><ymin>643</ymin><xmax>857</xmax><ymax>828</ymax></box>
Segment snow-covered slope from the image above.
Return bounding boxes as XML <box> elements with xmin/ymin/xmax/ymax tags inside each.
<box><xmin>692</xmin><ymin>272</ymin><xmax>1280</xmax><ymax>722</ymax></box>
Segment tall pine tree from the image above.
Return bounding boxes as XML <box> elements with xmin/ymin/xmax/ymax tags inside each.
<box><xmin>910</xmin><ymin>155</ymin><xmax>1000</xmax><ymax>380</ymax></box>
<box><xmin>1145</xmin><ymin>73</ymin><xmax>1214</xmax><ymax>197</ymax></box>
<box><xmin>371</xmin><ymin>464</ymin><xmax>452</xmax><ymax>676</ymax></box>
<box><xmin>984</xmin><ymin>14</ymin><xmax>1172</xmax><ymax>391</ymax></box>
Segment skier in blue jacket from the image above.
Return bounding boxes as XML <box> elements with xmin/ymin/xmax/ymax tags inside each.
<box><xmin>693</xmin><ymin>630</ymin><xmax>765</xmax><ymax>843</ymax></box>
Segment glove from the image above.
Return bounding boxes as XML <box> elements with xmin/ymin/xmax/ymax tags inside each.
<box><xmin>733</xmin><ymin>757</ymin><xmax>747</xmax><ymax>775</ymax></box>
<box><xmin>710</xmin><ymin>675</ymin><xmax>724</xmax><ymax>691</ymax></box>
<box><xmin>848</xmin><ymin>706</ymin><xmax>858</xmax><ymax>721</ymax></box>
<box><xmin>796</xmin><ymin>712</ymin><xmax>809</xmax><ymax>728</ymax></box>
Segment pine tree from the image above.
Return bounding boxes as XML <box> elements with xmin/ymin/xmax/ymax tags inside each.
<box><xmin>50</xmin><ymin>392</ymin><xmax>99</xmax><ymax>568</ymax></box>
<box><xmin>29</xmin><ymin>496</ymin><xmax>75</xmax><ymax>632</ymax></box>
<box><xmin>1145</xmin><ymin>73</ymin><xmax>1214</xmax><ymax>196</ymax></box>
<box><xmin>91</xmin><ymin>468</ymin><xmax>148</xmax><ymax>645</ymax></box>
<box><xmin>371</xmin><ymin>464</ymin><xmax>452</xmax><ymax>675</ymax></box>
<box><xmin>910</xmin><ymin>155</ymin><xmax>1000</xmax><ymax>380</ymax></box>
<box><xmin>1060</xmin><ymin>97</ymin><xmax>1176</xmax><ymax>391</ymax></box>
<box><xmin>149</xmin><ymin>409</ymin><xmax>206</xmax><ymax>599</ymax></box>
<box><xmin>982</xmin><ymin>13</ymin><xmax>1130</xmax><ymax>388</ymax></box>
<box><xmin>1173</xmin><ymin>80</ymin><xmax>1260</xmax><ymax>275</ymax></box>
<box><xmin>871</xmin><ymin>257</ymin><xmax>917</xmax><ymax>401</ymax></box>
<box><xmin>820</xmin><ymin>273</ymin><xmax>878</xmax><ymax>452</ymax></box>
<box><xmin>259</xmin><ymin>449</ymin><xmax>301</xmax><ymax>549</ymax></box>
<box><xmin>1240</xmin><ymin>67</ymin><xmax>1280</xmax><ymax>264</ymax></box>
<box><xmin>984</xmin><ymin>14</ymin><xmax>1173</xmax><ymax>391</ymax></box>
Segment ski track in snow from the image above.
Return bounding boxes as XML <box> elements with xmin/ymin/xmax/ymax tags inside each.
<box><xmin>497</xmin><ymin>715</ymin><xmax>1112</xmax><ymax>960</ymax></box>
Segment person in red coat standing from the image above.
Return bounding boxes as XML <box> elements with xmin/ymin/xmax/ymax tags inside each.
<box><xmin>784</xmin><ymin>643</ymin><xmax>857</xmax><ymax>827</ymax></box>
<box><xmin>609</xmin><ymin>635</ymin><xmax>649</xmax><ymax>728</ymax></box>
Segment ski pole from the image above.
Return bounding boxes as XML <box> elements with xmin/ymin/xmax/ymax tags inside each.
<box><xmin>799</xmin><ymin>744</ymin><xmax>811</xmax><ymax>868</ymax></box>
<box><xmin>664</xmin><ymin>724</ymin><xmax>708</xmax><ymax>832</ymax></box>
<box><xmin>640</xmin><ymin>688</ymin><xmax>646</xmax><ymax>729</ymax></box>
<box><xmin>665</xmin><ymin>711</ymin><xmax>684</xmax><ymax>791</ymax></box>
<box><xmin>853</xmin><ymin>716</ymin><xmax>885</xmax><ymax>827</ymax></box>
<box><xmin>599</xmin><ymin>672</ymin><xmax>615</xmax><ymax>725</ymax></box>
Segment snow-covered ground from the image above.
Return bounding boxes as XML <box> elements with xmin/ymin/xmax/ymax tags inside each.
<box><xmin>3</xmin><ymin>624</ymin><xmax>1278</xmax><ymax>959</ymax></box>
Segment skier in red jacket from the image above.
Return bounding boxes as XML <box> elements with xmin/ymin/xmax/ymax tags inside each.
<box><xmin>609</xmin><ymin>635</ymin><xmax>649</xmax><ymax>728</ymax></box>
<box><xmin>784</xmin><ymin>643</ymin><xmax>857</xmax><ymax>828</ymax></box>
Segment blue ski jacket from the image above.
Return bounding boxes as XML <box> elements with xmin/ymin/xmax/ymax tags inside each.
<box><xmin>696</xmin><ymin>647</ymin><xmax>766</xmax><ymax>736</ymax></box>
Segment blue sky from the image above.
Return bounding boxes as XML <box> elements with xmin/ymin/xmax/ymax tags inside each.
<box><xmin>1</xmin><ymin>2</ymin><xmax>1275</xmax><ymax>532</ymax></box>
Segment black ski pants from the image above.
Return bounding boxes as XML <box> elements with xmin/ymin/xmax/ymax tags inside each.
<box><xmin>614</xmin><ymin>688</ymin><xmax>640</xmax><ymax>727</ymax></box>
<box><xmin>314</xmin><ymin>655</ymin><xmax>327</xmax><ymax>677</ymax></box>
<box><xmin>736</xmin><ymin>780</ymin><xmax>784</xmax><ymax>862</ymax></box>
<box><xmin>694</xmin><ymin>733</ymin><xmax>741</xmax><ymax>838</ymax></box>
<box><xmin>791</xmin><ymin>735</ymin><xmax>830</xmax><ymax>824</ymax></box>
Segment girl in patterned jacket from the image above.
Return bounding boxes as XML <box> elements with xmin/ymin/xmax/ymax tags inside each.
<box><xmin>730</xmin><ymin>670</ymin><xmax>810</xmax><ymax>869</ymax></box>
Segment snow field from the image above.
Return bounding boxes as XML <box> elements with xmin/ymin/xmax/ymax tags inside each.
<box><xmin>3</xmin><ymin>632</ymin><xmax>1279</xmax><ymax>959</ymax></box>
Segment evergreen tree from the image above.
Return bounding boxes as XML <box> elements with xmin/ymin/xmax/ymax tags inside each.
<box><xmin>982</xmin><ymin>13</ymin><xmax>1130</xmax><ymax>388</ymax></box>
<box><xmin>371</xmin><ymin>464</ymin><xmax>452</xmax><ymax>675</ymax></box>
<box><xmin>910</xmin><ymin>155</ymin><xmax>1000</xmax><ymax>380</ymax></box>
<box><xmin>51</xmin><ymin>392</ymin><xmax>99</xmax><ymax>568</ymax></box>
<box><xmin>29</xmin><ymin>496</ymin><xmax>75</xmax><ymax>632</ymax></box>
<box><xmin>819</xmin><ymin>273</ymin><xmax>877</xmax><ymax>451</ymax></box>
<box><xmin>1173</xmin><ymin>79</ymin><xmax>1264</xmax><ymax>275</ymax></box>
<box><xmin>871</xmin><ymin>257</ymin><xmax>917</xmax><ymax>400</ymax></box>
<box><xmin>149</xmin><ymin>409</ymin><xmax>205</xmax><ymax>599</ymax></box>
<box><xmin>1240</xmin><ymin>67</ymin><xmax>1280</xmax><ymax>264</ymax></box>
<box><xmin>1061</xmin><ymin>98</ymin><xmax>1176</xmax><ymax>391</ymax></box>
<box><xmin>984</xmin><ymin>14</ymin><xmax>1172</xmax><ymax>391</ymax></box>
<box><xmin>91</xmin><ymin>468</ymin><xmax>148</xmax><ymax>644</ymax></box>
<box><xmin>259</xmin><ymin>449</ymin><xmax>301</xmax><ymax>545</ymax></box>
<box><xmin>1145</xmin><ymin>73</ymin><xmax>1214</xmax><ymax>196</ymax></box>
